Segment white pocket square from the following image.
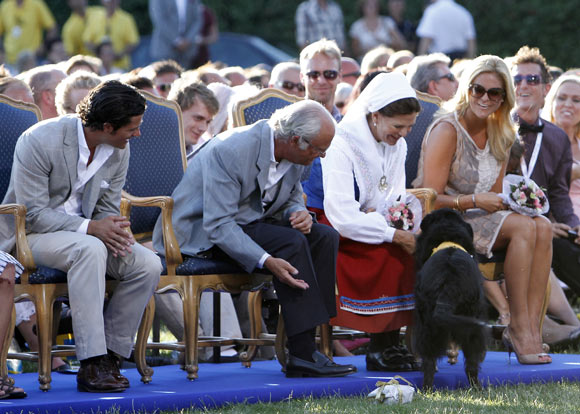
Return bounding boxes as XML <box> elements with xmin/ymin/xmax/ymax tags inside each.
<box><xmin>100</xmin><ymin>180</ymin><xmax>110</xmax><ymax>189</ymax></box>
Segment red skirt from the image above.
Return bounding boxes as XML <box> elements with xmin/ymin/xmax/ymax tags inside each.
<box><xmin>311</xmin><ymin>208</ymin><xmax>415</xmax><ymax>333</ymax></box>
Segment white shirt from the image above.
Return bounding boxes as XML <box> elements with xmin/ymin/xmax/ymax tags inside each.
<box><xmin>55</xmin><ymin>118</ymin><xmax>114</xmax><ymax>233</ymax></box>
<box><xmin>322</xmin><ymin>124</ymin><xmax>408</xmax><ymax>244</ymax></box>
<box><xmin>349</xmin><ymin>16</ymin><xmax>397</xmax><ymax>58</ymax></box>
<box><xmin>416</xmin><ymin>0</ymin><xmax>476</xmax><ymax>54</ymax></box>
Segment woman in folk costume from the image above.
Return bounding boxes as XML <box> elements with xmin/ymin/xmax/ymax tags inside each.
<box><xmin>316</xmin><ymin>72</ymin><xmax>421</xmax><ymax>371</ymax></box>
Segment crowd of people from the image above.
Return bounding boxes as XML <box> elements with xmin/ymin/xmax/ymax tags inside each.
<box><xmin>1</xmin><ymin>0</ymin><xmax>580</xmax><ymax>399</ymax></box>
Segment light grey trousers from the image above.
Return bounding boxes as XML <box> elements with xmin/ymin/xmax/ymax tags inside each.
<box><xmin>27</xmin><ymin>231</ymin><xmax>161</xmax><ymax>360</ymax></box>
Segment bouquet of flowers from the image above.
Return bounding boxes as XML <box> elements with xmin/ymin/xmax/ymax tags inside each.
<box><xmin>501</xmin><ymin>174</ymin><xmax>549</xmax><ymax>217</ymax></box>
<box><xmin>385</xmin><ymin>193</ymin><xmax>422</xmax><ymax>233</ymax></box>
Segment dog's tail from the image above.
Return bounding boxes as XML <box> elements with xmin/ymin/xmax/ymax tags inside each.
<box><xmin>433</xmin><ymin>301</ymin><xmax>487</xmax><ymax>329</ymax></box>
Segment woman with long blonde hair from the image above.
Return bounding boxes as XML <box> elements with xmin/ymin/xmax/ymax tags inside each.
<box><xmin>414</xmin><ymin>55</ymin><xmax>552</xmax><ymax>365</ymax></box>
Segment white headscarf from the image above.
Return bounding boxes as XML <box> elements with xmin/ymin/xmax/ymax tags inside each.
<box><xmin>324</xmin><ymin>72</ymin><xmax>417</xmax><ymax>214</ymax></box>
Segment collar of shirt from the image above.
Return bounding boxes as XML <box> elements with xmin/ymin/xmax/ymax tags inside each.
<box><xmin>75</xmin><ymin>118</ymin><xmax>114</xmax><ymax>191</ymax></box>
<box><xmin>263</xmin><ymin>126</ymin><xmax>292</xmax><ymax>203</ymax></box>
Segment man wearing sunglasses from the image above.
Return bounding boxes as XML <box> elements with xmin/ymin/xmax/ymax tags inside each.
<box><xmin>300</xmin><ymin>39</ymin><xmax>342</xmax><ymax>216</ymax></box>
<box><xmin>269</xmin><ymin>62</ymin><xmax>305</xmax><ymax>98</ymax></box>
<box><xmin>511</xmin><ymin>46</ymin><xmax>580</xmax><ymax>297</ymax></box>
<box><xmin>139</xmin><ymin>59</ymin><xmax>183</xmax><ymax>99</ymax></box>
<box><xmin>406</xmin><ymin>53</ymin><xmax>458</xmax><ymax>101</ymax></box>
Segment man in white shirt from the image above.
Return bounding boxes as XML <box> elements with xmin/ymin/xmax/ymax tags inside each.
<box><xmin>0</xmin><ymin>81</ymin><xmax>162</xmax><ymax>393</ymax></box>
<box><xmin>416</xmin><ymin>0</ymin><xmax>476</xmax><ymax>60</ymax></box>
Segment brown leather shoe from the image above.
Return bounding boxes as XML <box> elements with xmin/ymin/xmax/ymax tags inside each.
<box><xmin>77</xmin><ymin>359</ymin><xmax>127</xmax><ymax>393</ymax></box>
<box><xmin>102</xmin><ymin>354</ymin><xmax>130</xmax><ymax>388</ymax></box>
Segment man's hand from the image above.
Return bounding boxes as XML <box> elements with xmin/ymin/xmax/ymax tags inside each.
<box><xmin>552</xmin><ymin>222</ymin><xmax>571</xmax><ymax>239</ymax></box>
<box><xmin>392</xmin><ymin>230</ymin><xmax>416</xmax><ymax>255</ymax></box>
<box><xmin>264</xmin><ymin>256</ymin><xmax>309</xmax><ymax>290</ymax></box>
<box><xmin>87</xmin><ymin>216</ymin><xmax>135</xmax><ymax>257</ymax></box>
<box><xmin>289</xmin><ymin>210</ymin><xmax>312</xmax><ymax>234</ymax></box>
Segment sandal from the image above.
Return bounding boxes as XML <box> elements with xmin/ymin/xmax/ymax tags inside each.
<box><xmin>0</xmin><ymin>376</ymin><xmax>27</xmax><ymax>399</ymax></box>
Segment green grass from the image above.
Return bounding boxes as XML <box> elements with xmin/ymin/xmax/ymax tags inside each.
<box><xmin>84</xmin><ymin>381</ymin><xmax>580</xmax><ymax>414</ymax></box>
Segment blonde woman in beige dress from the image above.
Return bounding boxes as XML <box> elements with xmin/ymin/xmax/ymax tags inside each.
<box><xmin>414</xmin><ymin>55</ymin><xmax>552</xmax><ymax>365</ymax></box>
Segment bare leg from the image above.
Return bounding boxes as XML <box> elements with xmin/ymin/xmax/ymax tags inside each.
<box><xmin>547</xmin><ymin>271</ymin><xmax>580</xmax><ymax>327</ymax></box>
<box><xmin>17</xmin><ymin>316</ymin><xmax>67</xmax><ymax>370</ymax></box>
<box><xmin>0</xmin><ymin>264</ymin><xmax>15</xmax><ymax>349</ymax></box>
<box><xmin>493</xmin><ymin>214</ymin><xmax>549</xmax><ymax>357</ymax></box>
<box><xmin>527</xmin><ymin>217</ymin><xmax>552</xmax><ymax>341</ymax></box>
<box><xmin>482</xmin><ymin>280</ymin><xmax>510</xmax><ymax>324</ymax></box>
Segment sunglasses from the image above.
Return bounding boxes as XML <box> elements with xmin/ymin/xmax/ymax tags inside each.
<box><xmin>513</xmin><ymin>74</ymin><xmax>542</xmax><ymax>86</ymax></box>
<box><xmin>305</xmin><ymin>70</ymin><xmax>339</xmax><ymax>81</ymax></box>
<box><xmin>157</xmin><ymin>83</ymin><xmax>172</xmax><ymax>92</ymax></box>
<box><xmin>468</xmin><ymin>83</ymin><xmax>506</xmax><ymax>102</ymax></box>
<box><xmin>437</xmin><ymin>73</ymin><xmax>456</xmax><ymax>82</ymax></box>
<box><xmin>277</xmin><ymin>80</ymin><xmax>305</xmax><ymax>92</ymax></box>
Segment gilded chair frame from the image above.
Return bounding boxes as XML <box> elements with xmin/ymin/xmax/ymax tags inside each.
<box><xmin>231</xmin><ymin>88</ymin><xmax>302</xmax><ymax>128</ymax></box>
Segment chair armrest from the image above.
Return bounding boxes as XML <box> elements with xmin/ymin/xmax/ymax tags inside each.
<box><xmin>407</xmin><ymin>187</ymin><xmax>437</xmax><ymax>215</ymax></box>
<box><xmin>121</xmin><ymin>192</ymin><xmax>183</xmax><ymax>271</ymax></box>
<box><xmin>0</xmin><ymin>204</ymin><xmax>36</xmax><ymax>277</ymax></box>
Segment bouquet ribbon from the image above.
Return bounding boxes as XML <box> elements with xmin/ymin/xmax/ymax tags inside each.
<box><xmin>368</xmin><ymin>375</ymin><xmax>415</xmax><ymax>404</ymax></box>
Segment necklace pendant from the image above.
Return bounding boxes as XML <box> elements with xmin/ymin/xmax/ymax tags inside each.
<box><xmin>378</xmin><ymin>176</ymin><xmax>388</xmax><ymax>192</ymax></box>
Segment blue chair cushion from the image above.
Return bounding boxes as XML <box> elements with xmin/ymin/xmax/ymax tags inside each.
<box><xmin>160</xmin><ymin>255</ymin><xmax>247</xmax><ymax>276</ymax></box>
<box><xmin>243</xmin><ymin>97</ymin><xmax>294</xmax><ymax>125</ymax></box>
<box><xmin>16</xmin><ymin>266</ymin><xmax>68</xmax><ymax>284</ymax></box>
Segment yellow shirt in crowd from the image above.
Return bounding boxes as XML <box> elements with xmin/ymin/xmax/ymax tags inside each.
<box><xmin>82</xmin><ymin>7</ymin><xmax>139</xmax><ymax>70</ymax></box>
<box><xmin>62</xmin><ymin>6</ymin><xmax>101</xmax><ymax>57</ymax></box>
<box><xmin>0</xmin><ymin>0</ymin><xmax>55</xmax><ymax>64</ymax></box>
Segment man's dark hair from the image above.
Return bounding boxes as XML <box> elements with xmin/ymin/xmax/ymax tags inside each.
<box><xmin>152</xmin><ymin>59</ymin><xmax>183</xmax><ymax>77</ymax></box>
<box><xmin>78</xmin><ymin>80</ymin><xmax>146</xmax><ymax>131</ymax></box>
<box><xmin>122</xmin><ymin>74</ymin><xmax>155</xmax><ymax>91</ymax></box>
<box><xmin>511</xmin><ymin>46</ymin><xmax>552</xmax><ymax>84</ymax></box>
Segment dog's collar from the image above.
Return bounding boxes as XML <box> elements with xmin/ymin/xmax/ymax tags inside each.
<box><xmin>431</xmin><ymin>241</ymin><xmax>467</xmax><ymax>257</ymax></box>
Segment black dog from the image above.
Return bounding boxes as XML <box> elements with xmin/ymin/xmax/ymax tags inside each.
<box><xmin>413</xmin><ymin>208</ymin><xmax>487</xmax><ymax>390</ymax></box>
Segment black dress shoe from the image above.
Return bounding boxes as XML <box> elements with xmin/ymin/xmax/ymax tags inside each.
<box><xmin>102</xmin><ymin>355</ymin><xmax>130</xmax><ymax>388</ymax></box>
<box><xmin>286</xmin><ymin>351</ymin><xmax>357</xmax><ymax>378</ymax></box>
<box><xmin>366</xmin><ymin>350</ymin><xmax>413</xmax><ymax>372</ymax></box>
<box><xmin>77</xmin><ymin>359</ymin><xmax>127</xmax><ymax>393</ymax></box>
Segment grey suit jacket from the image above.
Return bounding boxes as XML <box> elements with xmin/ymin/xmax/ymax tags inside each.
<box><xmin>152</xmin><ymin>120</ymin><xmax>307</xmax><ymax>273</ymax></box>
<box><xmin>149</xmin><ymin>0</ymin><xmax>203</xmax><ymax>66</ymax></box>
<box><xmin>0</xmin><ymin>115</ymin><xmax>129</xmax><ymax>252</ymax></box>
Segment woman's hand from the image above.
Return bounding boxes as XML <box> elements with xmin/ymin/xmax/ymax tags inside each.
<box><xmin>393</xmin><ymin>230</ymin><xmax>416</xmax><ymax>255</ymax></box>
<box><xmin>473</xmin><ymin>192</ymin><xmax>505</xmax><ymax>213</ymax></box>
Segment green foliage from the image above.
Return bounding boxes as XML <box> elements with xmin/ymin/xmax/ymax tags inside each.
<box><xmin>44</xmin><ymin>0</ymin><xmax>579</xmax><ymax>69</ymax></box>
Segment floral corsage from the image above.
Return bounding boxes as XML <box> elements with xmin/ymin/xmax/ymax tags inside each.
<box><xmin>384</xmin><ymin>193</ymin><xmax>422</xmax><ymax>233</ymax></box>
<box><xmin>501</xmin><ymin>174</ymin><xmax>549</xmax><ymax>217</ymax></box>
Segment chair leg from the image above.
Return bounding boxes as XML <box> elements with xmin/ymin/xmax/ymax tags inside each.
<box><xmin>135</xmin><ymin>297</ymin><xmax>155</xmax><ymax>384</ymax></box>
<box><xmin>35</xmin><ymin>289</ymin><xmax>55</xmax><ymax>391</ymax></box>
<box><xmin>238</xmin><ymin>290</ymin><xmax>263</xmax><ymax>368</ymax></box>
<box><xmin>181</xmin><ymin>278</ymin><xmax>201</xmax><ymax>380</ymax></box>
<box><xmin>274</xmin><ymin>307</ymin><xmax>287</xmax><ymax>370</ymax></box>
<box><xmin>319</xmin><ymin>323</ymin><xmax>333</xmax><ymax>360</ymax></box>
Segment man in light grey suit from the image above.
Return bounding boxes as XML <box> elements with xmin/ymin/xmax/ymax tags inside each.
<box><xmin>149</xmin><ymin>0</ymin><xmax>203</xmax><ymax>69</ymax></box>
<box><xmin>1</xmin><ymin>81</ymin><xmax>161</xmax><ymax>392</ymax></box>
<box><xmin>152</xmin><ymin>100</ymin><xmax>356</xmax><ymax>378</ymax></box>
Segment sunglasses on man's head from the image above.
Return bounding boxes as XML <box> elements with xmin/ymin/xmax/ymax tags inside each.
<box><xmin>277</xmin><ymin>80</ymin><xmax>305</xmax><ymax>92</ymax></box>
<box><xmin>306</xmin><ymin>70</ymin><xmax>339</xmax><ymax>81</ymax></box>
<box><xmin>468</xmin><ymin>83</ymin><xmax>506</xmax><ymax>102</ymax></box>
<box><xmin>513</xmin><ymin>74</ymin><xmax>542</xmax><ymax>86</ymax></box>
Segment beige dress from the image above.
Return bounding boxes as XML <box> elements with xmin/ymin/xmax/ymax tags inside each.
<box><xmin>413</xmin><ymin>112</ymin><xmax>512</xmax><ymax>257</ymax></box>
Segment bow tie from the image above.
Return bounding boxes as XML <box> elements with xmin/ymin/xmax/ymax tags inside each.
<box><xmin>518</xmin><ymin>122</ymin><xmax>544</xmax><ymax>135</ymax></box>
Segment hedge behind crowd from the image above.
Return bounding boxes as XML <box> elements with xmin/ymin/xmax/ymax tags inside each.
<box><xmin>45</xmin><ymin>0</ymin><xmax>579</xmax><ymax>70</ymax></box>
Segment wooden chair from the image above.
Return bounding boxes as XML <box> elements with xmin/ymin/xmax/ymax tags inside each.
<box><xmin>123</xmin><ymin>91</ymin><xmax>272</xmax><ymax>382</ymax></box>
<box><xmin>0</xmin><ymin>96</ymin><xmax>150</xmax><ymax>390</ymax></box>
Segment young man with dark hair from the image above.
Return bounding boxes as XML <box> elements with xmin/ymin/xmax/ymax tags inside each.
<box><xmin>0</xmin><ymin>80</ymin><xmax>162</xmax><ymax>393</ymax></box>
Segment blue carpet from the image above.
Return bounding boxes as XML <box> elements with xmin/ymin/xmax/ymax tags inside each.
<box><xmin>2</xmin><ymin>352</ymin><xmax>580</xmax><ymax>414</ymax></box>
